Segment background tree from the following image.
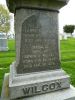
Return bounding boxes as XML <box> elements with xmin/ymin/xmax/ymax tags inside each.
<box><xmin>0</xmin><ymin>5</ymin><xmax>10</xmax><ymax>34</ymax></box>
<box><xmin>63</xmin><ymin>25</ymin><xmax>75</xmax><ymax>36</ymax></box>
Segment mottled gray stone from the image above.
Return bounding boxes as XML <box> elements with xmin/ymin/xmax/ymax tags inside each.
<box><xmin>17</xmin><ymin>9</ymin><xmax>60</xmax><ymax>73</ymax></box>
<box><xmin>6</xmin><ymin>0</ymin><xmax>70</xmax><ymax>13</ymax></box>
<box><xmin>1</xmin><ymin>73</ymin><xmax>75</xmax><ymax>100</ymax></box>
<box><xmin>8</xmin><ymin>62</ymin><xmax>70</xmax><ymax>99</ymax></box>
<box><xmin>2</xmin><ymin>0</ymin><xmax>71</xmax><ymax>99</ymax></box>
<box><xmin>6</xmin><ymin>0</ymin><xmax>69</xmax><ymax>74</ymax></box>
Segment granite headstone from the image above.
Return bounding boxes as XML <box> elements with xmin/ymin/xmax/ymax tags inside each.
<box><xmin>2</xmin><ymin>0</ymin><xmax>71</xmax><ymax>99</ymax></box>
<box><xmin>18</xmin><ymin>10</ymin><xmax>60</xmax><ymax>73</ymax></box>
<box><xmin>0</xmin><ymin>33</ymin><xmax>8</xmax><ymax>51</ymax></box>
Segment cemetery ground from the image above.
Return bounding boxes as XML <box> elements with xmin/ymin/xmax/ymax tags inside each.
<box><xmin>0</xmin><ymin>38</ymin><xmax>75</xmax><ymax>95</ymax></box>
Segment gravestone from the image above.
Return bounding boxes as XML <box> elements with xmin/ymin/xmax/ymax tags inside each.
<box><xmin>2</xmin><ymin>0</ymin><xmax>75</xmax><ymax>100</ymax></box>
<box><xmin>18</xmin><ymin>11</ymin><xmax>60</xmax><ymax>73</ymax></box>
<box><xmin>0</xmin><ymin>33</ymin><xmax>8</xmax><ymax>51</ymax></box>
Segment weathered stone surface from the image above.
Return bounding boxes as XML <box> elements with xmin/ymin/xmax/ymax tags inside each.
<box><xmin>8</xmin><ymin>62</ymin><xmax>70</xmax><ymax>99</ymax></box>
<box><xmin>2</xmin><ymin>0</ymin><xmax>71</xmax><ymax>99</ymax></box>
<box><xmin>16</xmin><ymin>9</ymin><xmax>60</xmax><ymax>73</ymax></box>
<box><xmin>1</xmin><ymin>73</ymin><xmax>75</xmax><ymax>100</ymax></box>
<box><xmin>6</xmin><ymin>0</ymin><xmax>70</xmax><ymax>13</ymax></box>
<box><xmin>6</xmin><ymin>0</ymin><xmax>69</xmax><ymax>74</ymax></box>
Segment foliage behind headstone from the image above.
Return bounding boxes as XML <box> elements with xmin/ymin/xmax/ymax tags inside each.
<box><xmin>63</xmin><ymin>25</ymin><xmax>75</xmax><ymax>35</ymax></box>
<box><xmin>0</xmin><ymin>5</ymin><xmax>10</xmax><ymax>34</ymax></box>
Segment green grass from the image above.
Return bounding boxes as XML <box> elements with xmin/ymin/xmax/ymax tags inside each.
<box><xmin>60</xmin><ymin>38</ymin><xmax>75</xmax><ymax>51</ymax></box>
<box><xmin>61</xmin><ymin>61</ymin><xmax>75</xmax><ymax>86</ymax></box>
<box><xmin>0</xmin><ymin>38</ymin><xmax>75</xmax><ymax>95</ymax></box>
<box><xmin>60</xmin><ymin>38</ymin><xmax>75</xmax><ymax>87</ymax></box>
<box><xmin>0</xmin><ymin>40</ymin><xmax>15</xmax><ymax>94</ymax></box>
<box><xmin>60</xmin><ymin>38</ymin><xmax>75</xmax><ymax>62</ymax></box>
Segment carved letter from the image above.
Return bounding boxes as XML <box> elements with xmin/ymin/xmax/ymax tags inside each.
<box><xmin>49</xmin><ymin>83</ymin><xmax>55</xmax><ymax>90</ymax></box>
<box><xmin>42</xmin><ymin>84</ymin><xmax>48</xmax><ymax>91</ymax></box>
<box><xmin>22</xmin><ymin>88</ymin><xmax>30</xmax><ymax>95</ymax></box>
<box><xmin>34</xmin><ymin>86</ymin><xmax>41</xmax><ymax>93</ymax></box>
<box><xmin>56</xmin><ymin>82</ymin><xmax>61</xmax><ymax>88</ymax></box>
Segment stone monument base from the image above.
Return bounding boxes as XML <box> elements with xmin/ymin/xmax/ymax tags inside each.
<box><xmin>1</xmin><ymin>62</ymin><xmax>71</xmax><ymax>99</ymax></box>
<box><xmin>1</xmin><ymin>73</ymin><xmax>75</xmax><ymax>100</ymax></box>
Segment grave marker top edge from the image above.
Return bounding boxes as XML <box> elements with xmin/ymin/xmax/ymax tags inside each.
<box><xmin>6</xmin><ymin>0</ymin><xmax>69</xmax><ymax>13</ymax></box>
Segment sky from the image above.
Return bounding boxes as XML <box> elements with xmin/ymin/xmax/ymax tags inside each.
<box><xmin>59</xmin><ymin>0</ymin><xmax>75</xmax><ymax>33</ymax></box>
<box><xmin>0</xmin><ymin>0</ymin><xmax>75</xmax><ymax>33</ymax></box>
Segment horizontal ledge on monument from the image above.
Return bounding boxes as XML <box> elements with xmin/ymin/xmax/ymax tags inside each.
<box><xmin>1</xmin><ymin>73</ymin><xmax>75</xmax><ymax>100</ymax></box>
<box><xmin>9</xmin><ymin>62</ymin><xmax>70</xmax><ymax>87</ymax></box>
<box><xmin>15</xmin><ymin>6</ymin><xmax>59</xmax><ymax>13</ymax></box>
<box><xmin>6</xmin><ymin>0</ymin><xmax>69</xmax><ymax>13</ymax></box>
